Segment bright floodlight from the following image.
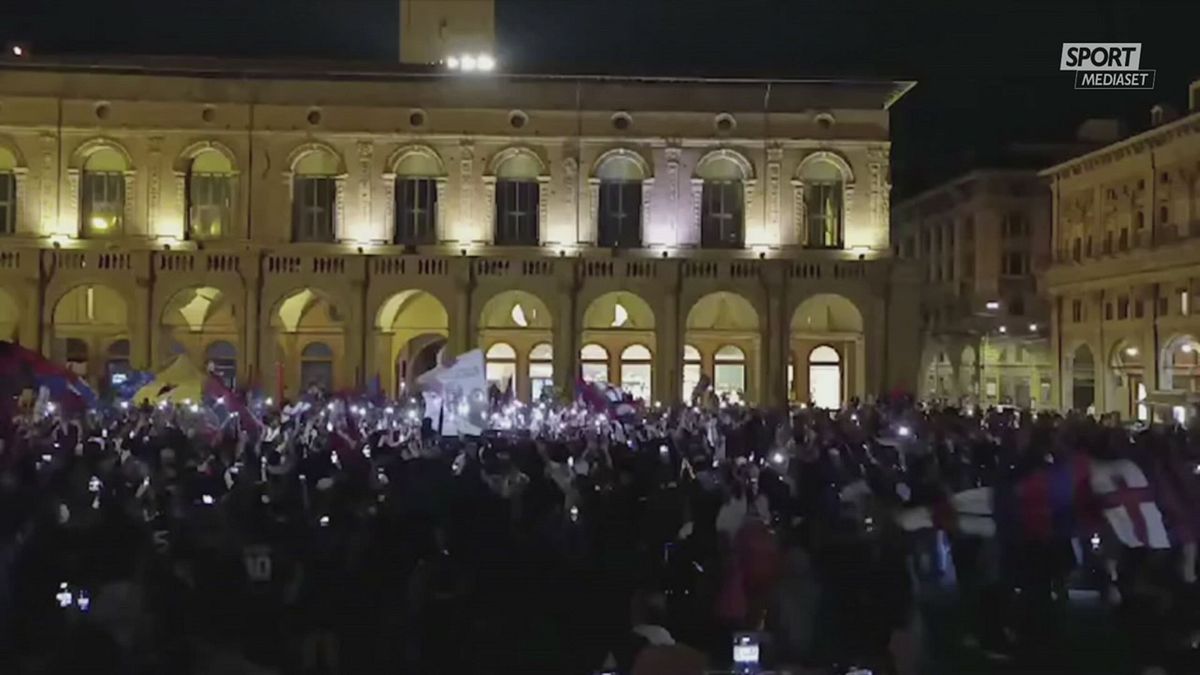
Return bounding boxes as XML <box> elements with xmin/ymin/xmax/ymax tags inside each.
<box><xmin>446</xmin><ymin>55</ymin><xmax>460</xmax><ymax>70</ymax></box>
<box><xmin>985</xmin><ymin>300</ymin><xmax>1000</xmax><ymax>310</ymax></box>
<box><xmin>460</xmin><ymin>55</ymin><xmax>477</xmax><ymax>71</ymax></box>
<box><xmin>477</xmin><ymin>54</ymin><xmax>495</xmax><ymax>71</ymax></box>
<box><xmin>11</xmin><ymin>45</ymin><xmax>23</xmax><ymax>57</ymax></box>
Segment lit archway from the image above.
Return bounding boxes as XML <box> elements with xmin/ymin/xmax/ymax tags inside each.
<box><xmin>479</xmin><ymin>290</ymin><xmax>553</xmax><ymax>401</ymax></box>
<box><xmin>1161</xmin><ymin>334</ymin><xmax>1200</xmax><ymax>393</ymax></box>
<box><xmin>683</xmin><ymin>344</ymin><xmax>703</xmax><ymax>403</ymax></box>
<box><xmin>485</xmin><ymin>342</ymin><xmax>517</xmax><ymax>392</ymax></box>
<box><xmin>713</xmin><ymin>345</ymin><xmax>747</xmax><ymax>401</ymax></box>
<box><xmin>375</xmin><ymin>289</ymin><xmax>449</xmax><ymax>394</ymax></box>
<box><xmin>528</xmin><ymin>342</ymin><xmax>554</xmax><ymax>400</ymax></box>
<box><xmin>271</xmin><ymin>287</ymin><xmax>344</xmax><ymax>396</ymax></box>
<box><xmin>685</xmin><ymin>292</ymin><xmax>759</xmax><ymax>403</ymax></box>
<box><xmin>620</xmin><ymin>344</ymin><xmax>653</xmax><ymax>402</ymax></box>
<box><xmin>52</xmin><ymin>284</ymin><xmax>128</xmax><ymax>387</ymax></box>
<box><xmin>159</xmin><ymin>286</ymin><xmax>239</xmax><ymax>369</ymax></box>
<box><xmin>808</xmin><ymin>344</ymin><xmax>842</xmax><ymax>409</ymax></box>
<box><xmin>790</xmin><ymin>293</ymin><xmax>863</xmax><ymax>406</ymax></box>
<box><xmin>1109</xmin><ymin>340</ymin><xmax>1144</xmax><ymax>420</ymax></box>
<box><xmin>580</xmin><ymin>343</ymin><xmax>610</xmax><ymax>383</ymax></box>
<box><xmin>205</xmin><ymin>340</ymin><xmax>238</xmax><ymax>388</ymax></box>
<box><xmin>1069</xmin><ymin>343</ymin><xmax>1096</xmax><ymax>412</ymax></box>
<box><xmin>582</xmin><ymin>291</ymin><xmax>656</xmax><ymax>399</ymax></box>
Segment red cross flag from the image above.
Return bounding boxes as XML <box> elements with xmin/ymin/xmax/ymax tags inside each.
<box><xmin>1088</xmin><ymin>457</ymin><xmax>1171</xmax><ymax>549</ymax></box>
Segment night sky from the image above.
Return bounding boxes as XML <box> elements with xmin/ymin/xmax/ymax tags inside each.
<box><xmin>2</xmin><ymin>0</ymin><xmax>1198</xmax><ymax>197</ymax></box>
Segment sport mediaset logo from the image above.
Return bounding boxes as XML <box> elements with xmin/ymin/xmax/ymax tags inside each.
<box><xmin>1060</xmin><ymin>43</ymin><xmax>1155</xmax><ymax>90</ymax></box>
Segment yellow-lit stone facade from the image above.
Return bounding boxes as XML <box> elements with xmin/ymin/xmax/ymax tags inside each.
<box><xmin>893</xmin><ymin>170</ymin><xmax>1054</xmax><ymax>408</ymax></box>
<box><xmin>1045</xmin><ymin>94</ymin><xmax>1200</xmax><ymax>420</ymax></box>
<box><xmin>0</xmin><ymin>60</ymin><xmax>921</xmax><ymax>406</ymax></box>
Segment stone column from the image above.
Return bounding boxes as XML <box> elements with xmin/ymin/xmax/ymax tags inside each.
<box><xmin>435</xmin><ymin>178</ymin><xmax>448</xmax><ymax>242</ymax></box>
<box><xmin>482</xmin><ymin>177</ymin><xmax>496</xmax><ymax>244</ymax></box>
<box><xmin>553</xmin><ymin>279</ymin><xmax>578</xmax><ymax>398</ymax></box>
<box><xmin>537</xmin><ymin>177</ymin><xmax>551</xmax><ymax>244</ymax></box>
<box><xmin>66</xmin><ymin>169</ymin><xmax>80</xmax><ymax>236</ymax></box>
<box><xmin>762</xmin><ymin>266</ymin><xmax>787</xmax><ymax>407</ymax></box>
<box><xmin>690</xmin><ymin>179</ymin><xmax>704</xmax><ymax>246</ymax></box>
<box><xmin>241</xmin><ymin>252</ymin><xmax>261</xmax><ymax>388</ymax></box>
<box><xmin>655</xmin><ymin>261</ymin><xmax>683</xmax><ymax>404</ymax></box>
<box><xmin>450</xmin><ymin>267</ymin><xmax>473</xmax><ymax>357</ymax></box>
<box><xmin>123</xmin><ymin>170</ymin><xmax>138</xmax><ymax>236</ymax></box>
<box><xmin>130</xmin><ymin>264</ymin><xmax>153</xmax><ymax>371</ymax></box>
<box><xmin>333</xmin><ymin>174</ymin><xmax>347</xmax><ymax>241</ymax></box>
<box><xmin>587</xmin><ymin>178</ymin><xmax>601</xmax><ymax>244</ymax></box>
<box><xmin>13</xmin><ymin>168</ymin><xmax>30</xmax><ymax>235</ymax></box>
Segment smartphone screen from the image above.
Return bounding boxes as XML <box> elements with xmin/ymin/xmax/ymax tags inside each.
<box><xmin>733</xmin><ymin>632</ymin><xmax>760</xmax><ymax>669</ymax></box>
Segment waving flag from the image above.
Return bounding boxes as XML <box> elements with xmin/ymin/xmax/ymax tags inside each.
<box><xmin>0</xmin><ymin>341</ymin><xmax>96</xmax><ymax>411</ymax></box>
<box><xmin>1087</xmin><ymin>457</ymin><xmax>1171</xmax><ymax>549</ymax></box>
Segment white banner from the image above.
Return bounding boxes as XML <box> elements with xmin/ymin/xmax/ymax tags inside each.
<box><xmin>417</xmin><ymin>348</ymin><xmax>488</xmax><ymax>436</ymax></box>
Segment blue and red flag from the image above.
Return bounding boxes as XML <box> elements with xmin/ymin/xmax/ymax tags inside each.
<box><xmin>0</xmin><ymin>341</ymin><xmax>96</xmax><ymax>412</ymax></box>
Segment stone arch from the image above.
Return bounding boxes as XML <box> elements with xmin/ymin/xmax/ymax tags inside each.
<box><xmin>790</xmin><ymin>293</ymin><xmax>865</xmax><ymax>405</ymax></box>
<box><xmin>478</xmin><ymin>289</ymin><xmax>554</xmax><ymax>401</ymax></box>
<box><xmin>269</xmin><ymin>286</ymin><xmax>348</xmax><ymax>395</ymax></box>
<box><xmin>373</xmin><ymin>289</ymin><xmax>451</xmax><ymax>393</ymax></box>
<box><xmin>1160</xmin><ymin>333</ymin><xmax>1200</xmax><ymax>392</ymax></box>
<box><xmin>582</xmin><ymin>290</ymin><xmax>656</xmax><ymax>330</ymax></box>
<box><xmin>385</xmin><ymin>144</ymin><xmax>447</xmax><ymax>177</ymax></box>
<box><xmin>158</xmin><ymin>285</ymin><xmax>241</xmax><ymax>369</ymax></box>
<box><xmin>795</xmin><ymin>149</ymin><xmax>855</xmax><ymax>184</ymax></box>
<box><xmin>69</xmin><ymin>137</ymin><xmax>134</xmax><ymax>170</ymax></box>
<box><xmin>685</xmin><ymin>291</ymin><xmax>760</xmax><ymax>403</ymax></box>
<box><xmin>478</xmin><ymin>289</ymin><xmax>554</xmax><ymax>331</ymax></box>
<box><xmin>174</xmin><ymin>139</ymin><xmax>239</xmax><ymax>173</ymax></box>
<box><xmin>694</xmin><ymin>148</ymin><xmax>755</xmax><ymax>181</ymax></box>
<box><xmin>285</xmin><ymin>141</ymin><xmax>347</xmax><ymax>175</ymax></box>
<box><xmin>591</xmin><ymin>148</ymin><xmax>653</xmax><ymax>180</ymax></box>
<box><xmin>50</xmin><ymin>283</ymin><xmax>129</xmax><ymax>387</ymax></box>
<box><xmin>581</xmin><ymin>291</ymin><xmax>657</xmax><ymax>400</ymax></box>
<box><xmin>486</xmin><ymin>146</ymin><xmax>548</xmax><ymax>178</ymax></box>
<box><xmin>1067</xmin><ymin>341</ymin><xmax>1097</xmax><ymax>412</ymax></box>
<box><xmin>0</xmin><ymin>135</ymin><xmax>27</xmax><ymax>169</ymax></box>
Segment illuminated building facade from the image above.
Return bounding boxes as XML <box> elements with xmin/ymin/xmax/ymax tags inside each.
<box><xmin>1045</xmin><ymin>83</ymin><xmax>1200</xmax><ymax>420</ymax></box>
<box><xmin>893</xmin><ymin>170</ymin><xmax>1054</xmax><ymax>408</ymax></box>
<box><xmin>0</xmin><ymin>59</ymin><xmax>921</xmax><ymax>405</ymax></box>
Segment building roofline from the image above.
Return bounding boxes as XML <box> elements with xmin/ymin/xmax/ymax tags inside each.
<box><xmin>0</xmin><ymin>54</ymin><xmax>916</xmax><ymax>107</ymax></box>
<box><xmin>1040</xmin><ymin>108</ymin><xmax>1200</xmax><ymax>178</ymax></box>
<box><xmin>894</xmin><ymin>168</ymin><xmax>1038</xmax><ymax>212</ymax></box>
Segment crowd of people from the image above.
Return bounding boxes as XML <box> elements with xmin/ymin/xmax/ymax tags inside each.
<box><xmin>1</xmin><ymin>376</ymin><xmax>1199</xmax><ymax>674</ymax></box>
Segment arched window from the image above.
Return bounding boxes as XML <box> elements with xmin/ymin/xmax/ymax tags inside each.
<box><xmin>292</xmin><ymin>150</ymin><xmax>340</xmax><ymax>242</ymax></box>
<box><xmin>682</xmin><ymin>344</ymin><xmax>702</xmax><ymax>402</ymax></box>
<box><xmin>394</xmin><ymin>150</ymin><xmax>442</xmax><ymax>245</ymax></box>
<box><xmin>494</xmin><ymin>151</ymin><xmax>542</xmax><ymax>246</ymax></box>
<box><xmin>205</xmin><ymin>340</ymin><xmax>238</xmax><ymax>388</ymax></box>
<box><xmin>528</xmin><ymin>342</ymin><xmax>554</xmax><ymax>400</ymax></box>
<box><xmin>619</xmin><ymin>344</ymin><xmax>652</xmax><ymax>401</ymax></box>
<box><xmin>105</xmin><ymin>339</ymin><xmax>130</xmax><ymax>388</ymax></box>
<box><xmin>0</xmin><ymin>147</ymin><xmax>17</xmax><ymax>235</ymax></box>
<box><xmin>697</xmin><ymin>154</ymin><xmax>747</xmax><ymax>248</ymax></box>
<box><xmin>596</xmin><ymin>153</ymin><xmax>646</xmax><ymax>248</ymax></box>
<box><xmin>801</xmin><ymin>158</ymin><xmax>845</xmax><ymax>248</ymax></box>
<box><xmin>300</xmin><ymin>341</ymin><xmax>334</xmax><ymax>392</ymax></box>
<box><xmin>82</xmin><ymin>148</ymin><xmax>127</xmax><ymax>237</ymax></box>
<box><xmin>186</xmin><ymin>149</ymin><xmax>235</xmax><ymax>240</ymax></box>
<box><xmin>580</xmin><ymin>343</ymin><xmax>609</xmax><ymax>383</ymax></box>
<box><xmin>713</xmin><ymin>345</ymin><xmax>746</xmax><ymax>400</ymax></box>
<box><xmin>808</xmin><ymin>345</ymin><xmax>842</xmax><ymax>409</ymax></box>
<box><xmin>485</xmin><ymin>342</ymin><xmax>517</xmax><ymax>392</ymax></box>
